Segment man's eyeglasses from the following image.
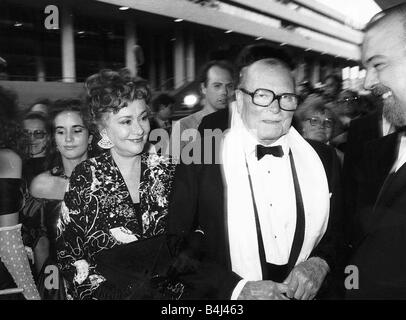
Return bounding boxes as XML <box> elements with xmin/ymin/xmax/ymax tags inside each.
<box><xmin>239</xmin><ymin>88</ymin><xmax>298</xmax><ymax>111</ymax></box>
<box><xmin>338</xmin><ymin>96</ymin><xmax>359</xmax><ymax>104</ymax></box>
<box><xmin>306</xmin><ymin>117</ymin><xmax>334</xmax><ymax>128</ymax></box>
<box><xmin>23</xmin><ymin>130</ymin><xmax>47</xmax><ymax>139</ymax></box>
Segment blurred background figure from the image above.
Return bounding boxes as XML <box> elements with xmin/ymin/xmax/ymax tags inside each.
<box><xmin>27</xmin><ymin>99</ymin><xmax>52</xmax><ymax>115</ymax></box>
<box><xmin>322</xmin><ymin>74</ymin><xmax>342</xmax><ymax>104</ymax></box>
<box><xmin>334</xmin><ymin>90</ymin><xmax>361</xmax><ymax>127</ymax></box>
<box><xmin>150</xmin><ymin>93</ymin><xmax>175</xmax><ymax>135</ymax></box>
<box><xmin>295</xmin><ymin>94</ymin><xmax>343</xmax><ymax>164</ymax></box>
<box><xmin>297</xmin><ymin>80</ymin><xmax>314</xmax><ymax>103</ymax></box>
<box><xmin>22</xmin><ymin>99</ymin><xmax>93</xmax><ymax>299</ymax></box>
<box><xmin>328</xmin><ymin>90</ymin><xmax>361</xmax><ymax>150</ymax></box>
<box><xmin>0</xmin><ymin>56</ymin><xmax>8</xmax><ymax>80</ymax></box>
<box><xmin>21</xmin><ymin>111</ymin><xmax>51</xmax><ymax>186</ymax></box>
<box><xmin>0</xmin><ymin>85</ymin><xmax>40</xmax><ymax>300</ymax></box>
<box><xmin>329</xmin><ymin>90</ymin><xmax>377</xmax><ymax>151</ymax></box>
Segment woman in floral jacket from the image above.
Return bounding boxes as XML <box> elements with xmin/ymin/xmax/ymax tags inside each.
<box><xmin>56</xmin><ymin>69</ymin><xmax>176</xmax><ymax>300</ymax></box>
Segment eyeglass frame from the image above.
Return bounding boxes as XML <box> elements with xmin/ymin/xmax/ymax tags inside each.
<box><xmin>238</xmin><ymin>87</ymin><xmax>299</xmax><ymax>111</ymax></box>
<box><xmin>305</xmin><ymin>117</ymin><xmax>335</xmax><ymax>128</ymax></box>
<box><xmin>337</xmin><ymin>96</ymin><xmax>359</xmax><ymax>104</ymax></box>
<box><xmin>23</xmin><ymin>129</ymin><xmax>48</xmax><ymax>140</ymax></box>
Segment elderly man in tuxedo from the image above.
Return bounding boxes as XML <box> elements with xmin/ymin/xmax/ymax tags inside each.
<box><xmin>346</xmin><ymin>4</ymin><xmax>406</xmax><ymax>299</ymax></box>
<box><xmin>168</xmin><ymin>58</ymin><xmax>343</xmax><ymax>300</ymax></box>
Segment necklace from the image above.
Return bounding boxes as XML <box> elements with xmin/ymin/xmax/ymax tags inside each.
<box><xmin>60</xmin><ymin>172</ymin><xmax>70</xmax><ymax>180</ymax></box>
<box><xmin>51</xmin><ymin>166</ymin><xmax>70</xmax><ymax>180</ymax></box>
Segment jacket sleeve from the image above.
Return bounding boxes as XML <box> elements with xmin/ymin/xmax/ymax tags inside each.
<box><xmin>167</xmin><ymin>161</ymin><xmax>242</xmax><ymax>299</ymax></box>
<box><xmin>309</xmin><ymin>143</ymin><xmax>344</xmax><ymax>272</ymax></box>
<box><xmin>56</xmin><ymin>162</ymin><xmax>104</xmax><ymax>300</ymax></box>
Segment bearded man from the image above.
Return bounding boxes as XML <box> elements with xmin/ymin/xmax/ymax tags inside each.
<box><xmin>346</xmin><ymin>4</ymin><xmax>406</xmax><ymax>299</ymax></box>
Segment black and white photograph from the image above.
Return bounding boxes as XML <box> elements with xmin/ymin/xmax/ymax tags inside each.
<box><xmin>0</xmin><ymin>0</ymin><xmax>405</xmax><ymax>307</ymax></box>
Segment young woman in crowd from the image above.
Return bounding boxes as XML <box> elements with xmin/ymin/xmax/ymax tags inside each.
<box><xmin>22</xmin><ymin>99</ymin><xmax>93</xmax><ymax>299</ymax></box>
<box><xmin>56</xmin><ymin>69</ymin><xmax>176</xmax><ymax>300</ymax></box>
<box><xmin>0</xmin><ymin>86</ymin><xmax>40</xmax><ymax>300</ymax></box>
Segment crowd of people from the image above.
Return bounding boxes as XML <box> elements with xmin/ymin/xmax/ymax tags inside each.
<box><xmin>1</xmin><ymin>3</ymin><xmax>406</xmax><ymax>300</ymax></box>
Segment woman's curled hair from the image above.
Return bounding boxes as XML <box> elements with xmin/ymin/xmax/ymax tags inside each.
<box><xmin>0</xmin><ymin>85</ymin><xmax>27</xmax><ymax>156</ymax></box>
<box><xmin>85</xmin><ymin>68</ymin><xmax>151</xmax><ymax>123</ymax></box>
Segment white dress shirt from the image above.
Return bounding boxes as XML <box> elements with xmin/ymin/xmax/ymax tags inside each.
<box><xmin>242</xmin><ymin>132</ymin><xmax>296</xmax><ymax>265</ymax></box>
<box><xmin>393</xmin><ymin>135</ymin><xmax>406</xmax><ymax>173</ymax></box>
<box><xmin>231</xmin><ymin>131</ymin><xmax>296</xmax><ymax>299</ymax></box>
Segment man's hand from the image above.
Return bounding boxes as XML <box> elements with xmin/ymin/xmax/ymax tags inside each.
<box><xmin>237</xmin><ymin>280</ymin><xmax>289</xmax><ymax>300</ymax></box>
<box><xmin>284</xmin><ymin>257</ymin><xmax>329</xmax><ymax>300</ymax></box>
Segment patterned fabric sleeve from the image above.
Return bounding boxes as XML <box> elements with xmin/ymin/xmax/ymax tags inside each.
<box><xmin>56</xmin><ymin>161</ymin><xmax>104</xmax><ymax>300</ymax></box>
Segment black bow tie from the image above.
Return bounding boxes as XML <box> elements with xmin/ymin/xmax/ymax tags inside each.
<box><xmin>256</xmin><ymin>144</ymin><xmax>284</xmax><ymax>160</ymax></box>
<box><xmin>396</xmin><ymin>126</ymin><xmax>406</xmax><ymax>133</ymax></box>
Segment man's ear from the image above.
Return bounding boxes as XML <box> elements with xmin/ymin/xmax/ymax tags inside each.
<box><xmin>201</xmin><ymin>82</ymin><xmax>207</xmax><ymax>96</ymax></box>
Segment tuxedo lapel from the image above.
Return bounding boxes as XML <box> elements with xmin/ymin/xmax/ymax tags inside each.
<box><xmin>375</xmin><ymin>162</ymin><xmax>406</xmax><ymax>209</ymax></box>
<box><xmin>366</xmin><ymin>133</ymin><xmax>399</xmax><ymax>187</ymax></box>
<box><xmin>359</xmin><ymin>133</ymin><xmax>401</xmax><ymax>239</ymax></box>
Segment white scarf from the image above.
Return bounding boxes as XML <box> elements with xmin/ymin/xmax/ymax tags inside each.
<box><xmin>221</xmin><ymin>116</ymin><xmax>330</xmax><ymax>280</ymax></box>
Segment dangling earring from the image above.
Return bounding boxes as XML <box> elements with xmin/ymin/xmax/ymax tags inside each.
<box><xmin>97</xmin><ymin>129</ymin><xmax>114</xmax><ymax>149</ymax></box>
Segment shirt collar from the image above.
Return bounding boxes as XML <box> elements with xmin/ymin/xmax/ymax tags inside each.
<box><xmin>240</xmin><ymin>124</ymin><xmax>290</xmax><ymax>159</ymax></box>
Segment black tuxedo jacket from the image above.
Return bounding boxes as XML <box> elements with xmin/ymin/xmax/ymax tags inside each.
<box><xmin>198</xmin><ymin>108</ymin><xmax>229</xmax><ymax>135</ymax></box>
<box><xmin>343</xmin><ymin>111</ymin><xmax>383</xmax><ymax>245</ymax></box>
<box><xmin>346</xmin><ymin>132</ymin><xmax>406</xmax><ymax>299</ymax></box>
<box><xmin>168</xmin><ymin>126</ymin><xmax>343</xmax><ymax>299</ymax></box>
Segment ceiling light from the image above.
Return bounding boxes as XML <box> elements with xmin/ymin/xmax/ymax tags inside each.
<box><xmin>184</xmin><ymin>94</ymin><xmax>198</xmax><ymax>108</ymax></box>
<box><xmin>14</xmin><ymin>22</ymin><xmax>23</xmax><ymax>27</ymax></box>
<box><xmin>255</xmin><ymin>37</ymin><xmax>263</xmax><ymax>41</ymax></box>
<box><xmin>119</xmin><ymin>6</ymin><xmax>130</xmax><ymax>10</ymax></box>
<box><xmin>174</xmin><ymin>18</ymin><xmax>183</xmax><ymax>22</ymax></box>
<box><xmin>225</xmin><ymin>30</ymin><xmax>233</xmax><ymax>34</ymax></box>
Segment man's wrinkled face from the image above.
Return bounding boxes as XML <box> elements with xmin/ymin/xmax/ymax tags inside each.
<box><xmin>23</xmin><ymin>118</ymin><xmax>49</xmax><ymax>157</ymax></box>
<box><xmin>362</xmin><ymin>16</ymin><xmax>406</xmax><ymax>127</ymax></box>
<box><xmin>236</xmin><ymin>60</ymin><xmax>295</xmax><ymax>145</ymax></box>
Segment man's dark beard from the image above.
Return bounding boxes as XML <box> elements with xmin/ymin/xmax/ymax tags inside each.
<box><xmin>382</xmin><ymin>96</ymin><xmax>406</xmax><ymax>127</ymax></box>
<box><xmin>372</xmin><ymin>85</ymin><xmax>406</xmax><ymax>127</ymax></box>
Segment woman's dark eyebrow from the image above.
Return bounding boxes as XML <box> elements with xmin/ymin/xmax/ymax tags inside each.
<box><xmin>55</xmin><ymin>125</ymin><xmax>85</xmax><ymax>129</ymax></box>
<box><xmin>117</xmin><ymin>115</ymin><xmax>133</xmax><ymax>120</ymax></box>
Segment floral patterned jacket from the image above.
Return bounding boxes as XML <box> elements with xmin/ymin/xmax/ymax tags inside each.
<box><xmin>56</xmin><ymin>151</ymin><xmax>176</xmax><ymax>300</ymax></box>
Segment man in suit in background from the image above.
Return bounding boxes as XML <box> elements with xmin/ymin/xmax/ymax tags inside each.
<box><xmin>168</xmin><ymin>57</ymin><xmax>343</xmax><ymax>300</ymax></box>
<box><xmin>171</xmin><ymin>60</ymin><xmax>235</xmax><ymax>155</ymax></box>
<box><xmin>346</xmin><ymin>3</ymin><xmax>406</xmax><ymax>299</ymax></box>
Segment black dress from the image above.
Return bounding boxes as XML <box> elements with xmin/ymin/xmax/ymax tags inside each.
<box><xmin>0</xmin><ymin>178</ymin><xmax>25</xmax><ymax>300</ymax></box>
<box><xmin>21</xmin><ymin>195</ymin><xmax>67</xmax><ymax>299</ymax></box>
<box><xmin>22</xmin><ymin>197</ymin><xmax>62</xmax><ymax>260</ymax></box>
<box><xmin>22</xmin><ymin>157</ymin><xmax>47</xmax><ymax>187</ymax></box>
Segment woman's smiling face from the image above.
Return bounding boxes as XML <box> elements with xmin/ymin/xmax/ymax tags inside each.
<box><xmin>103</xmin><ymin>99</ymin><xmax>150</xmax><ymax>157</ymax></box>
